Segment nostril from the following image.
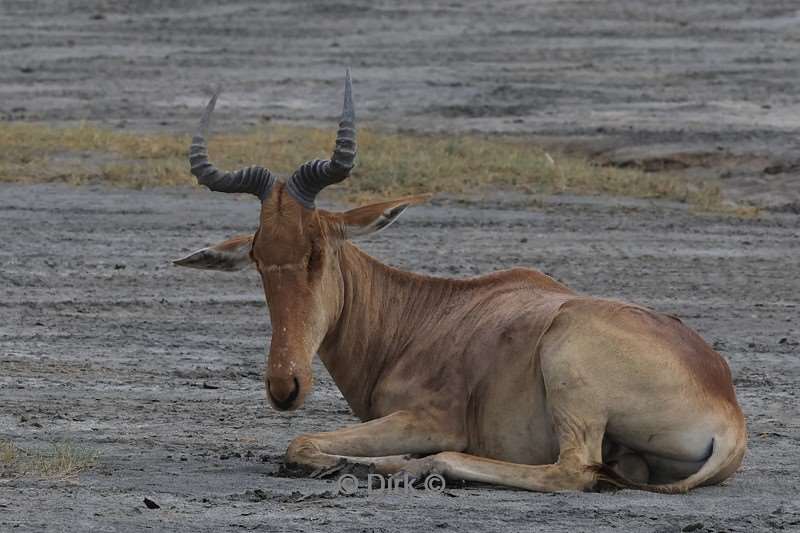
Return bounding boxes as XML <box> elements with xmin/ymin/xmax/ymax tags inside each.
<box><xmin>268</xmin><ymin>377</ymin><xmax>300</xmax><ymax>410</ymax></box>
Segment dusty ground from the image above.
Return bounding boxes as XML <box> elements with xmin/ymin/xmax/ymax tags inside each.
<box><xmin>1</xmin><ymin>184</ymin><xmax>798</xmax><ymax>532</ymax></box>
<box><xmin>2</xmin><ymin>1</ymin><xmax>800</xmax><ymax>532</ymax></box>
<box><xmin>1</xmin><ymin>0</ymin><xmax>800</xmax><ymax>207</ymax></box>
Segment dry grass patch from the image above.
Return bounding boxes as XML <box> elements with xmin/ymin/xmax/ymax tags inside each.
<box><xmin>0</xmin><ymin>438</ymin><xmax>97</xmax><ymax>481</ymax></box>
<box><xmin>0</xmin><ymin>121</ymin><xmax>742</xmax><ymax>212</ymax></box>
<box><xmin>0</xmin><ymin>439</ymin><xmax>17</xmax><ymax>466</ymax></box>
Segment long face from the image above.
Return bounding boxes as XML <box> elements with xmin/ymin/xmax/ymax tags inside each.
<box><xmin>175</xmin><ymin>188</ymin><xmax>426</xmax><ymax>411</ymax></box>
<box><xmin>253</xmin><ymin>185</ymin><xmax>344</xmax><ymax>411</ymax></box>
<box><xmin>177</xmin><ymin>70</ymin><xmax>428</xmax><ymax>412</ymax></box>
<box><xmin>249</xmin><ymin>186</ymin><xmax>427</xmax><ymax>411</ymax></box>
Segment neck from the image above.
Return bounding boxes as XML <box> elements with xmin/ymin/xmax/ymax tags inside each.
<box><xmin>318</xmin><ymin>242</ymin><xmax>455</xmax><ymax>419</ymax></box>
<box><xmin>316</xmin><ymin>242</ymin><xmax>573</xmax><ymax>420</ymax></box>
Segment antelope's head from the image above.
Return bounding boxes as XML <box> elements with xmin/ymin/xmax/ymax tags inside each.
<box><xmin>175</xmin><ymin>72</ymin><xmax>427</xmax><ymax>411</ymax></box>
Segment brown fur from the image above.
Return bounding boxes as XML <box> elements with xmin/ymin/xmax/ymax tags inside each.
<box><xmin>176</xmin><ymin>184</ymin><xmax>747</xmax><ymax>493</ymax></box>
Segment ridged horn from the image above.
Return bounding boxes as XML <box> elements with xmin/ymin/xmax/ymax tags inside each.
<box><xmin>189</xmin><ymin>88</ymin><xmax>275</xmax><ymax>201</ymax></box>
<box><xmin>286</xmin><ymin>69</ymin><xmax>357</xmax><ymax>208</ymax></box>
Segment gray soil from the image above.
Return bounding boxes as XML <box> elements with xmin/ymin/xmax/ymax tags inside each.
<box><xmin>1</xmin><ymin>1</ymin><xmax>800</xmax><ymax>207</ymax></box>
<box><xmin>1</xmin><ymin>1</ymin><xmax>800</xmax><ymax>532</ymax></box>
<box><xmin>1</xmin><ymin>184</ymin><xmax>798</xmax><ymax>532</ymax></box>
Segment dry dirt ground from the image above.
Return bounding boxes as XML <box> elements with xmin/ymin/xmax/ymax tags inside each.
<box><xmin>1</xmin><ymin>184</ymin><xmax>799</xmax><ymax>532</ymax></box>
<box><xmin>1</xmin><ymin>0</ymin><xmax>800</xmax><ymax>207</ymax></box>
<box><xmin>1</xmin><ymin>1</ymin><xmax>800</xmax><ymax>532</ymax></box>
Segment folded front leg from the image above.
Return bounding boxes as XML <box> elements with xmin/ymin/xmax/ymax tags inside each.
<box><xmin>286</xmin><ymin>410</ymin><xmax>464</xmax><ymax>475</ymax></box>
<box><xmin>396</xmin><ymin>417</ymin><xmax>606</xmax><ymax>492</ymax></box>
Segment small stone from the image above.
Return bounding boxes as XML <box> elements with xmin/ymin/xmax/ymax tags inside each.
<box><xmin>251</xmin><ymin>489</ymin><xmax>269</xmax><ymax>501</ymax></box>
<box><xmin>143</xmin><ymin>497</ymin><xmax>160</xmax><ymax>510</ymax></box>
<box><xmin>682</xmin><ymin>523</ymin><xmax>703</xmax><ymax>532</ymax></box>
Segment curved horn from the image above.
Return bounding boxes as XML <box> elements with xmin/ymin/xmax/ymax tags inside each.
<box><xmin>331</xmin><ymin>69</ymin><xmax>357</xmax><ymax>175</ymax></box>
<box><xmin>189</xmin><ymin>89</ymin><xmax>276</xmax><ymax>200</ymax></box>
<box><xmin>286</xmin><ymin>70</ymin><xmax>357</xmax><ymax>208</ymax></box>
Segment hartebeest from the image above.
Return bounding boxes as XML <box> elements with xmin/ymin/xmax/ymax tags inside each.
<box><xmin>175</xmin><ymin>72</ymin><xmax>746</xmax><ymax>492</ymax></box>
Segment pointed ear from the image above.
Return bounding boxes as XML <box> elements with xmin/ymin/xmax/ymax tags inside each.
<box><xmin>173</xmin><ymin>234</ymin><xmax>254</xmax><ymax>271</ymax></box>
<box><xmin>341</xmin><ymin>194</ymin><xmax>431</xmax><ymax>238</ymax></box>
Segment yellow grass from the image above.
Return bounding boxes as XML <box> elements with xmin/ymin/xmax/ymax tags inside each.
<box><xmin>0</xmin><ymin>440</ymin><xmax>17</xmax><ymax>466</ymax></box>
<box><xmin>0</xmin><ymin>121</ymin><xmax>746</xmax><ymax>212</ymax></box>
<box><xmin>0</xmin><ymin>438</ymin><xmax>96</xmax><ymax>481</ymax></box>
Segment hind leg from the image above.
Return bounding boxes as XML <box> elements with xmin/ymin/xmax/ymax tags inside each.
<box><xmin>603</xmin><ymin>440</ymin><xmax>650</xmax><ymax>484</ymax></box>
<box><xmin>642</xmin><ymin>454</ymin><xmax>707</xmax><ymax>484</ymax></box>
<box><xmin>399</xmin><ymin>410</ymin><xmax>606</xmax><ymax>492</ymax></box>
<box><xmin>607</xmin><ymin>453</ymin><xmax>650</xmax><ymax>484</ymax></box>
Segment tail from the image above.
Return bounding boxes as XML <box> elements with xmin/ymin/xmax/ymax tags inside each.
<box><xmin>591</xmin><ymin>430</ymin><xmax>746</xmax><ymax>494</ymax></box>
